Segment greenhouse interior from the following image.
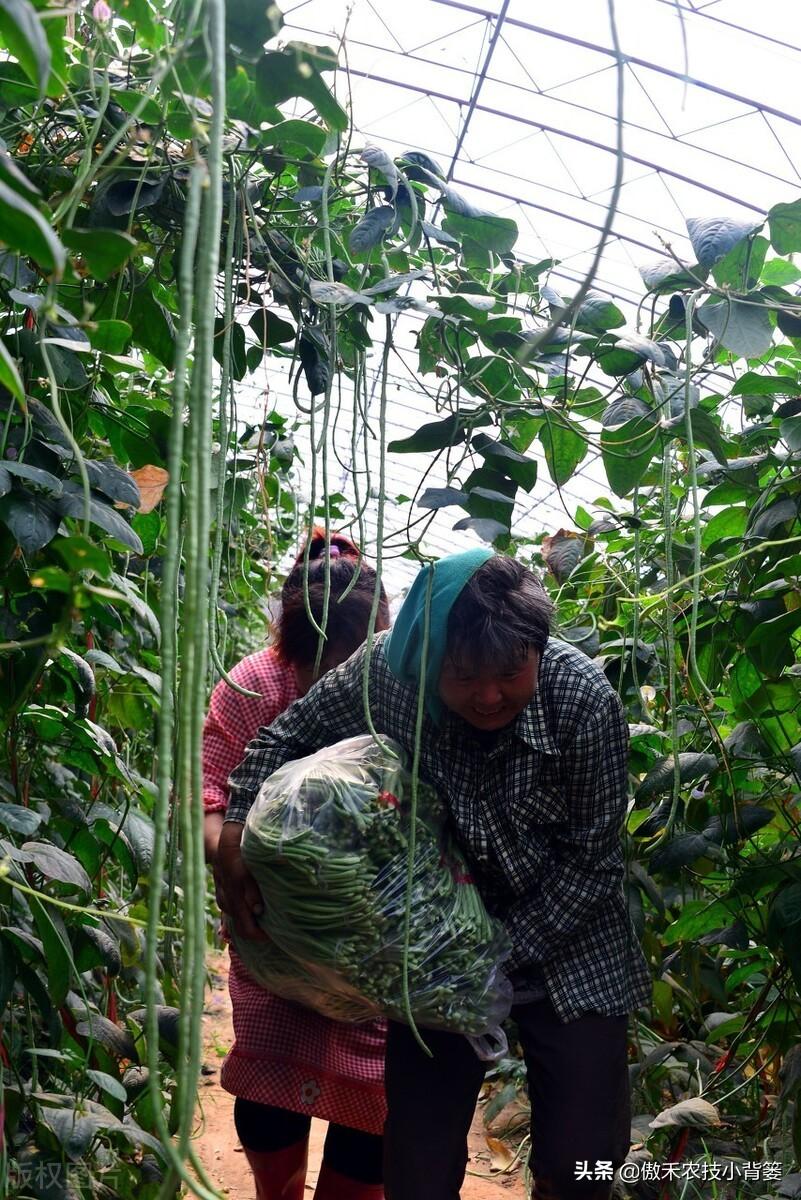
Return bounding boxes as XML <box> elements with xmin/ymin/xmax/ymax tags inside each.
<box><xmin>0</xmin><ymin>0</ymin><xmax>800</xmax><ymax>1197</ymax></box>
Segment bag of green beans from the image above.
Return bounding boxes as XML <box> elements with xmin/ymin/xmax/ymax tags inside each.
<box><xmin>231</xmin><ymin>734</ymin><xmax>513</xmax><ymax>1042</ymax></box>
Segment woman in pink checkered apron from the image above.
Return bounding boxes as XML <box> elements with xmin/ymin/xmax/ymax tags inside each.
<box><xmin>202</xmin><ymin>530</ymin><xmax>391</xmax><ymax>1200</ymax></box>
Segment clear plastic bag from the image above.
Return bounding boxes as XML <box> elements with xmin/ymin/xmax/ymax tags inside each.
<box><xmin>232</xmin><ymin>734</ymin><xmax>513</xmax><ymax>1038</ymax></box>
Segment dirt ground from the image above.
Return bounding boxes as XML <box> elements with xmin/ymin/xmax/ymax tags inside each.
<box><xmin>194</xmin><ymin>950</ymin><xmax>526</xmax><ymax>1199</ymax></box>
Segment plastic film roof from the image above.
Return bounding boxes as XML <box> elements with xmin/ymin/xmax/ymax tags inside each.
<box><xmin>242</xmin><ymin>0</ymin><xmax>801</xmax><ymax>594</ymax></box>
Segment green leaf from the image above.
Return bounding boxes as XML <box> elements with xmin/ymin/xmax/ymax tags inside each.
<box><xmin>28</xmin><ymin>895</ymin><xmax>71</xmax><ymax>1007</ymax></box>
<box><xmin>1</xmin><ymin>460</ymin><xmax>62</xmax><ymax>493</ymax></box>
<box><xmin>83</xmin><ymin>460</ymin><xmax>139</xmax><ymax>507</ymax></box>
<box><xmin>420</xmin><ymin>220</ymin><xmax>459</xmax><ymax>248</ymax></box>
<box><xmin>0</xmin><ymin>489</ymin><xmax>59</xmax><ymax>553</ymax></box>
<box><xmin>780</xmin><ymin>416</ymin><xmax>801</xmax><ymax>452</ymax></box>
<box><xmin>732</xmin><ymin>372</ymin><xmax>799</xmax><ymax>397</ymax></box>
<box><xmin>703</xmin><ymin>805</ymin><xmax>774</xmax><ymax>847</ymax></box>
<box><xmin>0</xmin><ymin>0</ymin><xmax>50</xmax><ymax>95</ymax></box>
<box><xmin>461</xmin><ymin>355</ymin><xmax>518</xmax><ymax>403</ymax></box>
<box><xmin>261</xmin><ymin>119</ymin><xmax>326</xmax><ymax>157</ymax></box>
<box><xmin>249</xmin><ymin>308</ymin><xmax>296</xmax><ymax>347</ymax></box>
<box><xmin>771</xmin><ymin>883</ymin><xmax>801</xmax><ymax>930</ymax></box>
<box><xmin>574</xmin><ymin>291</ymin><xmax>625</xmax><ymax>333</ymax></box>
<box><xmin>452</xmin><ymin>515</ymin><xmax>509</xmax><ymax>543</ymax></box>
<box><xmin>52</xmin><ymin>534</ymin><xmax>111</xmax><ymax>577</ymax></box>
<box><xmin>635</xmin><ymin>752</ymin><xmax>718</xmax><ymax>801</ymax></box>
<box><xmin>701</xmin><ymin>506</ymin><xmax>748</xmax><ymax>549</ymax></box>
<box><xmin>768</xmin><ymin>198</ymin><xmax>801</xmax><ymax>254</ymax></box>
<box><xmin>0</xmin><ymin>178</ymin><xmax>64</xmax><ymax>274</ymax></box>
<box><xmin>110</xmin><ymin>88</ymin><xmax>161</xmax><ymax>125</ymax></box>
<box><xmin>687</xmin><ymin>216</ymin><xmax>761</xmax><ymax>270</ymax></box>
<box><xmin>746</xmin><ymin>606</ymin><xmax>801</xmax><ymax>657</ymax></box>
<box><xmin>389</xmin><ymin>414</ymin><xmax>469</xmax><ymax>454</ymax></box>
<box><xmin>349</xmin><ymin>205</ymin><xmax>396</xmax><ymax>255</ymax></box>
<box><xmin>417</xmin><ymin>486</ymin><xmax>468</xmax><ymax>510</ymax></box>
<box><xmin>61</xmin><ymin>227</ymin><xmax>138</xmax><ymax>280</ymax></box>
<box><xmin>0</xmin><ymin>340</ymin><xmax>24</xmax><ymax>402</ymax></box>
<box><xmin>760</xmin><ymin>258</ymin><xmax>801</xmax><ymax>286</ymax></box>
<box><xmin>471</xmin><ymin>432</ymin><xmax>537</xmax><ymax>490</ymax></box>
<box><xmin>542</xmin><ymin>529</ymin><xmax>591</xmax><ymax>583</ymax></box>
<box><xmin>600</xmin><ymin>412</ymin><xmax>659</xmax><ymax>498</ymax></box>
<box><xmin>538</xmin><ymin>417</ymin><xmax>587</xmax><ymax>486</ymax></box>
<box><xmin>662</xmin><ymin>899</ymin><xmax>737</xmax><ymax>946</ymax></box>
<box><xmin>29</xmin><ymin>564</ymin><xmax>71</xmax><ymax>592</ymax></box>
<box><xmin>711</xmin><ymin>234</ymin><xmax>768</xmax><ymax>291</ymax></box>
<box><xmin>441</xmin><ymin>210</ymin><xmax>518</xmax><ymax>255</ymax></box>
<box><xmin>86</xmin><ymin>1068</ymin><xmax>128</xmax><ymax>1103</ymax></box>
<box><xmin>696</xmin><ymin>297</ymin><xmax>773</xmax><ymax>358</ymax></box>
<box><xmin>226</xmin><ymin>0</ymin><xmax>283</xmax><ymax>53</ymax></box>
<box><xmin>639</xmin><ymin>256</ymin><xmax>701</xmax><ymax>292</ymax></box>
<box><xmin>89</xmin><ymin>319</ymin><xmax>133</xmax><ymax>355</ymax></box>
<box><xmin>58</xmin><ymin>486</ymin><xmax>144</xmax><ymax>554</ymax></box>
<box><xmin>128</xmin><ymin>288</ymin><xmax>174</xmax><ymax>366</ymax></box>
<box><xmin>255</xmin><ymin>45</ymin><xmax>347</xmax><ymax>132</ymax></box>
<box><xmin>687</xmin><ymin>408</ymin><xmax>728</xmax><ymax>465</ymax></box>
<box><xmin>0</xmin><ymin>146</ymin><xmax>39</xmax><ymax>201</ymax></box>
<box><xmin>213</xmin><ymin>317</ymin><xmax>247</xmax><ymax>381</ymax></box>
<box><xmin>649</xmin><ymin>832</ymin><xmax>716</xmax><ymax>872</ymax></box>
<box><xmin>23</xmin><ymin>840</ymin><xmax>92</xmax><ymax>894</ymax></box>
<box><xmin>0</xmin><ymin>803</ymin><xmax>42</xmax><ymax>835</ymax></box>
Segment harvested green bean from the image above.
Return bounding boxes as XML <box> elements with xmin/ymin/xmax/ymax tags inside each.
<box><xmin>232</xmin><ymin>735</ymin><xmax>511</xmax><ymax>1035</ymax></box>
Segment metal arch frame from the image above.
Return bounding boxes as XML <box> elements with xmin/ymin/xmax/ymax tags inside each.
<box><xmin>653</xmin><ymin>0</ymin><xmax>801</xmax><ymax>57</ymax></box>
<box><xmin>432</xmin><ymin>0</ymin><xmax>801</xmax><ymax>132</ymax></box>
<box><xmin>287</xmin><ymin>20</ymin><xmax>799</xmax><ymax>195</ymax></box>
<box><xmin>343</xmin><ymin>68</ymin><xmax>770</xmax><ymax>214</ymax></box>
<box><xmin>445</xmin><ymin>0</ymin><xmax>510</xmax><ymax>180</ymax></box>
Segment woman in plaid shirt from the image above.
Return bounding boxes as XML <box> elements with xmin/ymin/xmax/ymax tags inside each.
<box><xmin>203</xmin><ymin>530</ymin><xmax>390</xmax><ymax>1200</ymax></box>
<box><xmin>219</xmin><ymin>549</ymin><xmax>652</xmax><ymax>1200</ymax></box>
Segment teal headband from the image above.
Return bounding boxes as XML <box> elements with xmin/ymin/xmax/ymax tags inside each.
<box><xmin>383</xmin><ymin>547</ymin><xmax>494</xmax><ymax>724</ymax></box>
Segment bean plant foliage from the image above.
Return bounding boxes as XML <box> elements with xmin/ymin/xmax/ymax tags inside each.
<box><xmin>0</xmin><ymin>0</ymin><xmax>800</xmax><ymax>1196</ymax></box>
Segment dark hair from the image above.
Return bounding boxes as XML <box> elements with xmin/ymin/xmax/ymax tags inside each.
<box><xmin>273</xmin><ymin>529</ymin><xmax>390</xmax><ymax>669</ymax></box>
<box><xmin>445</xmin><ymin>557</ymin><xmax>552</xmax><ymax>673</ymax></box>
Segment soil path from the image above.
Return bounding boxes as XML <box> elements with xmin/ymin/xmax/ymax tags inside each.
<box><xmin>194</xmin><ymin>950</ymin><xmax>526</xmax><ymax>1198</ymax></box>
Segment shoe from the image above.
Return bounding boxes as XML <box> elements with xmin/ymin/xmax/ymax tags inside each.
<box><xmin>243</xmin><ymin>1137</ymin><xmax>309</xmax><ymax>1200</ymax></box>
<box><xmin>314</xmin><ymin>1162</ymin><xmax>385</xmax><ymax>1199</ymax></box>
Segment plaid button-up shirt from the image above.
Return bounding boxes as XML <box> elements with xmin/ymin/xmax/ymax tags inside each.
<box><xmin>225</xmin><ymin>631</ymin><xmax>652</xmax><ymax>1023</ymax></box>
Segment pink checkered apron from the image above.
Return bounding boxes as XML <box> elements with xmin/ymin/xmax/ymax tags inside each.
<box><xmin>203</xmin><ymin>648</ymin><xmax>387</xmax><ymax>1135</ymax></box>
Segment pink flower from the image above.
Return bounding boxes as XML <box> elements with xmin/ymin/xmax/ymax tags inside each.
<box><xmin>92</xmin><ymin>0</ymin><xmax>112</xmax><ymax>21</ymax></box>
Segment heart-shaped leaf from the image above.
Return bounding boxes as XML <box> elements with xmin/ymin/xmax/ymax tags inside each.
<box><xmin>768</xmin><ymin>198</ymin><xmax>801</xmax><ymax>254</ymax></box>
<box><xmin>417</xmin><ymin>487</ymin><xmax>468</xmax><ymax>510</ymax></box>
<box><xmin>0</xmin><ymin>179</ymin><xmax>64</xmax><ymax>274</ymax></box>
<box><xmin>453</xmin><ymin>515</ymin><xmax>509</xmax><ymax>542</ymax></box>
<box><xmin>62</xmin><ymin>228</ymin><xmax>138</xmax><ymax>280</ymax></box>
<box><xmin>697</xmin><ymin>297</ymin><xmax>773</xmax><ymax>358</ymax></box>
<box><xmin>686</xmin><ymin>216</ymin><xmax>762</xmax><ymax>270</ymax></box>
<box><xmin>0</xmin><ymin>489</ymin><xmax>60</xmax><ymax>553</ymax></box>
<box><xmin>1</xmin><ymin>460</ymin><xmax>62</xmax><ymax>494</ymax></box>
<box><xmin>349</xmin><ymin>205</ymin><xmax>396</xmax><ymax>255</ymax></box>
<box><xmin>635</xmin><ymin>752</ymin><xmax>719</xmax><ymax>801</ymax></box>
<box><xmin>58</xmin><ymin>484</ymin><xmax>143</xmax><ymax>553</ymax></box>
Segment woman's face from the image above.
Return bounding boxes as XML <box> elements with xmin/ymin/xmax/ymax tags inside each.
<box><xmin>438</xmin><ymin>647</ymin><xmax>540</xmax><ymax>731</ymax></box>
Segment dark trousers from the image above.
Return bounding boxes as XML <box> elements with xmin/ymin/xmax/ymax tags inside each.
<box><xmin>383</xmin><ymin>997</ymin><xmax>631</xmax><ymax>1200</ymax></box>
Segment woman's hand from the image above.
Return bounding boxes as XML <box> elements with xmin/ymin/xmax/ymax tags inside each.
<box><xmin>204</xmin><ymin>812</ymin><xmax>232</xmax><ymax>941</ymax></box>
<box><xmin>215</xmin><ymin>819</ymin><xmax>270</xmax><ymax>942</ymax></box>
